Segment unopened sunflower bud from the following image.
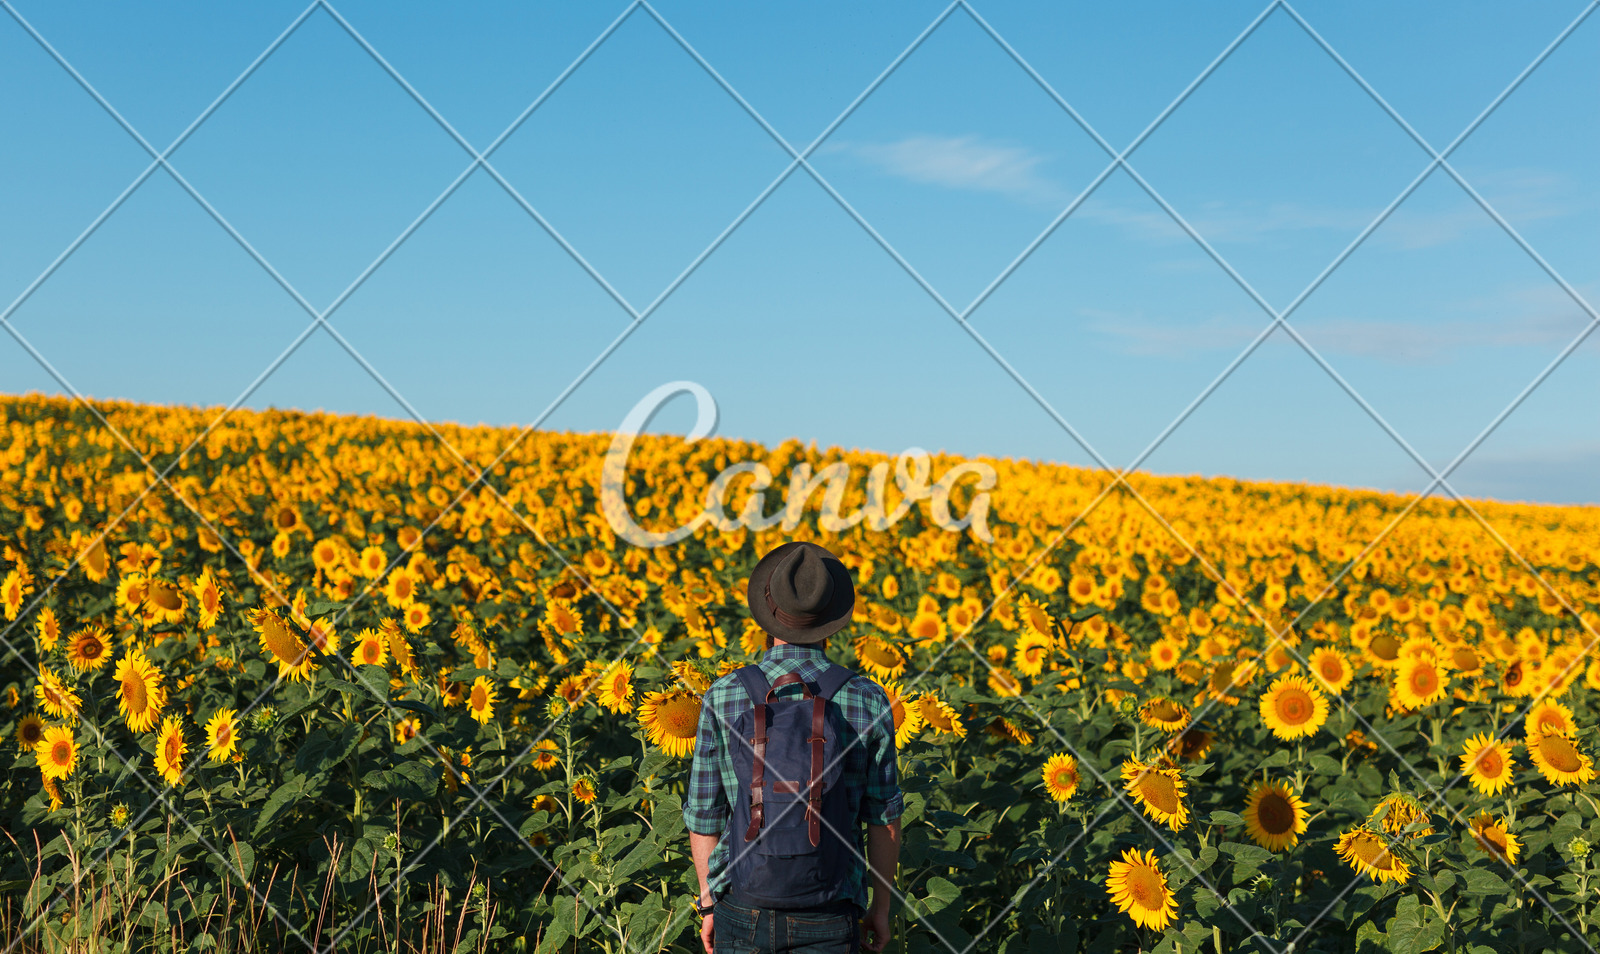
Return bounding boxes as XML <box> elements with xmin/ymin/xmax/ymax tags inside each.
<box><xmin>1568</xmin><ymin>836</ymin><xmax>1592</xmax><ymax>860</ymax></box>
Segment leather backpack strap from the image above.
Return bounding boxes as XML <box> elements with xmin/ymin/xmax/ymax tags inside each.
<box><xmin>734</xmin><ymin>666</ymin><xmax>771</xmax><ymax>843</ymax></box>
<box><xmin>746</xmin><ymin>695</ymin><xmax>767</xmax><ymax>842</ymax></box>
<box><xmin>806</xmin><ymin>692</ymin><xmax>825</xmax><ymax>846</ymax></box>
<box><xmin>766</xmin><ymin>672</ymin><xmax>813</xmax><ymax>701</ymax></box>
<box><xmin>805</xmin><ymin>665</ymin><xmax>852</xmax><ymax>847</ymax></box>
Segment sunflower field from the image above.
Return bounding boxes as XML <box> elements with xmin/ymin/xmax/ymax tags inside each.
<box><xmin>3</xmin><ymin>392</ymin><xmax>1600</xmax><ymax>954</ymax></box>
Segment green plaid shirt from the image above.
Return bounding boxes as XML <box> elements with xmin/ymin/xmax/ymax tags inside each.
<box><xmin>683</xmin><ymin>642</ymin><xmax>902</xmax><ymax>909</ymax></box>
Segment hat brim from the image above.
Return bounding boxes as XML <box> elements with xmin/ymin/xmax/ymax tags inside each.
<box><xmin>747</xmin><ymin>542</ymin><xmax>855</xmax><ymax>645</ymax></box>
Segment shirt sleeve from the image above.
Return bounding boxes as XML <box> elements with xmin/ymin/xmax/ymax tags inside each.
<box><xmin>682</xmin><ymin>690</ymin><xmax>731</xmax><ymax>835</ymax></box>
<box><xmin>857</xmin><ymin>683</ymin><xmax>904</xmax><ymax>826</ymax></box>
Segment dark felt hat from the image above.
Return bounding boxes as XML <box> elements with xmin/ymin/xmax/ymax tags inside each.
<box><xmin>746</xmin><ymin>542</ymin><xmax>855</xmax><ymax>644</ymax></box>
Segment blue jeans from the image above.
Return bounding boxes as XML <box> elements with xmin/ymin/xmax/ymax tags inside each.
<box><xmin>712</xmin><ymin>899</ymin><xmax>860</xmax><ymax>954</ymax></box>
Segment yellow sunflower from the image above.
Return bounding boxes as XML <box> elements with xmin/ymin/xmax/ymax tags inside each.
<box><xmin>78</xmin><ymin>536</ymin><xmax>110</xmax><ymax>582</ymax></box>
<box><xmin>358</xmin><ymin>545</ymin><xmax>388</xmax><ymax>579</ymax></box>
<box><xmin>1166</xmin><ymin>726</ymin><xmax>1215</xmax><ymax>762</ymax></box>
<box><xmin>154</xmin><ymin>716</ymin><xmax>186</xmax><ymax>786</ymax></box>
<box><xmin>403</xmin><ymin>602</ymin><xmax>431</xmax><ymax>634</ymax></box>
<box><xmin>252</xmin><ymin>608</ymin><xmax>314</xmax><ymax>682</ymax></box>
<box><xmin>1370</xmin><ymin>793</ymin><xmax>1433</xmax><ymax>838</ymax></box>
<box><xmin>854</xmin><ymin>635</ymin><xmax>907</xmax><ymax>681</ymax></box>
<box><xmin>1</xmin><ymin>569</ymin><xmax>29</xmax><ymax>620</ymax></box>
<box><xmin>1242</xmin><ymin>780</ymin><xmax>1309</xmax><ymax>852</ymax></box>
<box><xmin>204</xmin><ymin>708</ymin><xmax>241</xmax><ymax>763</ymax></box>
<box><xmin>1121</xmin><ymin>759</ymin><xmax>1189</xmax><ymax>830</ymax></box>
<box><xmin>1307</xmin><ymin>647</ymin><xmax>1352</xmax><ymax>694</ymax></box>
<box><xmin>1148</xmin><ymin>639</ymin><xmax>1182</xmax><ymax>672</ymax></box>
<box><xmin>987</xmin><ymin>717</ymin><xmax>1034</xmax><ymax>746</ymax></box>
<box><xmin>34</xmin><ymin>667</ymin><xmax>81</xmax><ymax>721</ymax></box>
<box><xmin>16</xmin><ymin>712</ymin><xmax>46</xmax><ymax>752</ymax></box>
<box><xmin>601</xmin><ymin>662</ymin><xmax>636</xmax><ymax>717</ymax></box>
<box><xmin>193</xmin><ymin>572</ymin><xmax>223</xmax><ymax>630</ymax></box>
<box><xmin>143</xmin><ymin>580</ymin><xmax>187</xmax><ymax>625</ymax></box>
<box><xmin>271</xmin><ymin>503</ymin><xmax>302</xmax><ymax>535</ymax></box>
<box><xmin>383</xmin><ymin>569</ymin><xmax>418</xmax><ymax>608</ymax></box>
<box><xmin>573</xmin><ymin>777</ymin><xmax>597</xmax><ymax>805</ymax></box>
<box><xmin>879</xmin><ymin>680</ymin><xmax>923</xmax><ymax>746</ymax></box>
<box><xmin>1459</xmin><ymin>732</ymin><xmax>1517</xmax><ymax>795</ymax></box>
<box><xmin>637</xmin><ymin>689</ymin><xmax>702</xmax><ymax>757</ymax></box>
<box><xmin>1392</xmin><ymin>656</ymin><xmax>1448</xmax><ymax>710</ymax></box>
<box><xmin>1468</xmin><ymin>811</ymin><xmax>1521</xmax><ymax>865</ymax></box>
<box><xmin>468</xmin><ymin>676</ymin><xmax>498</xmax><ymax>725</ymax></box>
<box><xmin>1138</xmin><ymin>697</ymin><xmax>1191</xmax><ymax>733</ymax></box>
<box><xmin>917</xmin><ymin>693</ymin><xmax>965</xmax><ymax>738</ymax></box>
<box><xmin>987</xmin><ymin>667</ymin><xmax>1023</xmax><ymax>698</ymax></box>
<box><xmin>546</xmin><ymin>599</ymin><xmax>582</xmax><ymax>637</ymax></box>
<box><xmin>65</xmin><ymin>626</ymin><xmax>111</xmax><ymax>673</ymax></box>
<box><xmin>35</xmin><ymin>724</ymin><xmax>78</xmax><ymax>781</ymax></box>
<box><xmin>1041</xmin><ymin>753</ymin><xmax>1080</xmax><ymax>803</ymax></box>
<box><xmin>113</xmin><ymin>649</ymin><xmax>166</xmax><ymax>734</ymax></box>
<box><xmin>740</xmin><ymin>620</ymin><xmax>770</xmax><ymax>657</ymax></box>
<box><xmin>35</xmin><ymin>606</ymin><xmax>61</xmax><ymax>652</ymax></box>
<box><xmin>353</xmin><ymin>628</ymin><xmax>388</xmax><ymax>667</ymax></box>
<box><xmin>1525</xmin><ymin>699</ymin><xmax>1575</xmax><ymax>738</ymax></box>
<box><xmin>530</xmin><ymin>739</ymin><xmax>560</xmax><ymax>771</ymax></box>
<box><xmin>385</xmin><ymin>620</ymin><xmax>419</xmax><ymax>677</ymax></box>
<box><xmin>1259</xmin><ymin>674</ymin><xmax>1329</xmax><ymax>740</ymax></box>
<box><xmin>1105</xmin><ymin>848</ymin><xmax>1176</xmax><ymax>930</ymax></box>
<box><xmin>906</xmin><ymin>611</ymin><xmax>945</xmax><ymax>646</ymax></box>
<box><xmin>1203</xmin><ymin>659</ymin><xmax>1255</xmax><ymax>706</ymax></box>
<box><xmin>1527</xmin><ymin>730</ymin><xmax>1597</xmax><ymax>786</ymax></box>
<box><xmin>1013</xmin><ymin>631</ymin><xmax>1052</xmax><ymax>677</ymax></box>
<box><xmin>311</xmin><ymin>537</ymin><xmax>343</xmax><ymax>573</ymax></box>
<box><xmin>1335</xmin><ymin>826</ymin><xmax>1411</xmax><ymax>884</ymax></box>
<box><xmin>554</xmin><ymin>674</ymin><xmax>591</xmax><ymax>708</ymax></box>
<box><xmin>671</xmin><ymin>660</ymin><xmax>712</xmax><ymax>694</ymax></box>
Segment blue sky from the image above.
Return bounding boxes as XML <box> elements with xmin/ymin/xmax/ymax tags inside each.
<box><xmin>2</xmin><ymin>0</ymin><xmax>1596</xmax><ymax>506</ymax></box>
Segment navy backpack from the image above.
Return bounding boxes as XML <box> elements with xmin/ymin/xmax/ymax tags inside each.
<box><xmin>726</xmin><ymin>663</ymin><xmax>858</xmax><ymax>908</ymax></box>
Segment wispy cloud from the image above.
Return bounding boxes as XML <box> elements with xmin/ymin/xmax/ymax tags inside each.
<box><xmin>824</xmin><ymin>135</ymin><xmax>1067</xmax><ymax>206</ymax></box>
<box><xmin>1075</xmin><ymin>168</ymin><xmax>1580</xmax><ymax>249</ymax></box>
<box><xmin>1082</xmin><ymin>289</ymin><xmax>1585</xmax><ymax>363</ymax></box>
<box><xmin>1448</xmin><ymin>442</ymin><xmax>1600</xmax><ymax>506</ymax></box>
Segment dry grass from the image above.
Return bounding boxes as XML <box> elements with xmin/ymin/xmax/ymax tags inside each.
<box><xmin>0</xmin><ymin>825</ymin><xmax>507</xmax><ymax>954</ymax></box>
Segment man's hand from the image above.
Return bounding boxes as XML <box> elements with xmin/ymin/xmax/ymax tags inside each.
<box><xmin>699</xmin><ymin>912</ymin><xmax>714</xmax><ymax>954</ymax></box>
<box><xmin>862</xmin><ymin>907</ymin><xmax>890</xmax><ymax>952</ymax></box>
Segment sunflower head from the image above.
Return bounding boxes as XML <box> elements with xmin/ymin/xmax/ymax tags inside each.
<box><xmin>1121</xmin><ymin>759</ymin><xmax>1189</xmax><ymax>831</ymax></box>
<box><xmin>1105</xmin><ymin>848</ymin><xmax>1176</xmax><ymax>931</ymax></box>
<box><xmin>1259</xmin><ymin>674</ymin><xmax>1329</xmax><ymax>741</ymax></box>
<box><xmin>1138</xmin><ymin>696</ymin><xmax>1191</xmax><ymax>733</ymax></box>
<box><xmin>637</xmin><ymin>688</ymin><xmax>702</xmax><ymax>757</ymax></box>
<box><xmin>35</xmin><ymin>724</ymin><xmax>78</xmax><ymax>781</ymax></box>
<box><xmin>1041</xmin><ymin>753</ymin><xmax>1080</xmax><ymax>803</ymax></box>
<box><xmin>1528</xmin><ymin>730</ymin><xmax>1597</xmax><ymax>786</ymax></box>
<box><xmin>1335</xmin><ymin>826</ymin><xmax>1412</xmax><ymax>884</ymax></box>
<box><xmin>1459</xmin><ymin>732</ymin><xmax>1517</xmax><ymax>796</ymax></box>
<box><xmin>1243</xmin><ymin>780</ymin><xmax>1308</xmax><ymax>852</ymax></box>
